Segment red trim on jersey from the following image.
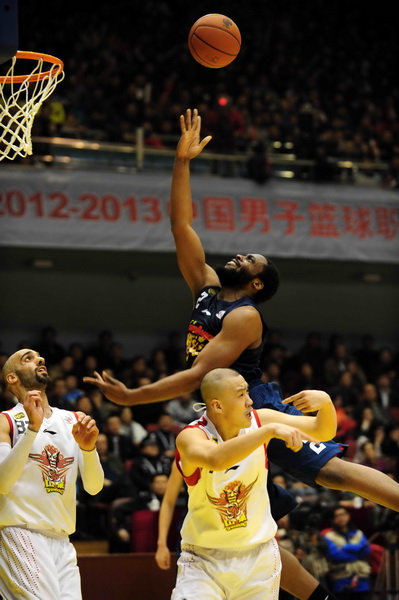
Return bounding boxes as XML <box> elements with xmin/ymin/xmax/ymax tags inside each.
<box><xmin>184</xmin><ymin>414</ymin><xmax>208</xmax><ymax>430</ymax></box>
<box><xmin>175</xmin><ymin>449</ymin><xmax>202</xmax><ymax>486</ymax></box>
<box><xmin>3</xmin><ymin>412</ymin><xmax>14</xmax><ymax>440</ymax></box>
<box><xmin>175</xmin><ymin>416</ymin><xmax>212</xmax><ymax>486</ymax></box>
<box><xmin>252</xmin><ymin>409</ymin><xmax>268</xmax><ymax>469</ymax></box>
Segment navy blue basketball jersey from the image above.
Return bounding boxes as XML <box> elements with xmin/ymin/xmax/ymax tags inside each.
<box><xmin>185</xmin><ymin>286</ymin><xmax>267</xmax><ymax>382</ymax></box>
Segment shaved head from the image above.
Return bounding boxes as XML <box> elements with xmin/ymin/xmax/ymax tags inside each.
<box><xmin>200</xmin><ymin>368</ymin><xmax>241</xmax><ymax>403</ymax></box>
<box><xmin>2</xmin><ymin>349</ymin><xmax>27</xmax><ymax>381</ymax></box>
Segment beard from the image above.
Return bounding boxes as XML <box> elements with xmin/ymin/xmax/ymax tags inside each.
<box><xmin>215</xmin><ymin>264</ymin><xmax>254</xmax><ymax>288</ymax></box>
<box><xmin>15</xmin><ymin>368</ymin><xmax>52</xmax><ymax>390</ymax></box>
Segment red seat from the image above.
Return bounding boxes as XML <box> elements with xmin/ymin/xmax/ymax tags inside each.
<box><xmin>131</xmin><ymin>510</ymin><xmax>159</xmax><ymax>552</ymax></box>
<box><xmin>130</xmin><ymin>507</ymin><xmax>184</xmax><ymax>553</ymax></box>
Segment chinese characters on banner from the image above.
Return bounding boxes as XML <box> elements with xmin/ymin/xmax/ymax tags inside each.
<box><xmin>0</xmin><ymin>168</ymin><xmax>398</xmax><ymax>262</ymax></box>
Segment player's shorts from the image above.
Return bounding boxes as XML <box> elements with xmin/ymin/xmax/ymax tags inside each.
<box><xmin>0</xmin><ymin>527</ymin><xmax>81</xmax><ymax>600</ymax></box>
<box><xmin>268</xmin><ymin>480</ymin><xmax>298</xmax><ymax>522</ymax></box>
<box><xmin>172</xmin><ymin>537</ymin><xmax>281</xmax><ymax>600</ymax></box>
<box><xmin>249</xmin><ymin>380</ymin><xmax>347</xmax><ymax>487</ymax></box>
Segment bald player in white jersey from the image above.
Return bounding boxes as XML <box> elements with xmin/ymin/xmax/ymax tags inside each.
<box><xmin>0</xmin><ymin>349</ymin><xmax>104</xmax><ymax>600</ymax></box>
<box><xmin>171</xmin><ymin>368</ymin><xmax>336</xmax><ymax>600</ymax></box>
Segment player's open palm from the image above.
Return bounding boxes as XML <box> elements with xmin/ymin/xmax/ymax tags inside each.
<box><xmin>72</xmin><ymin>414</ymin><xmax>99</xmax><ymax>451</ymax></box>
<box><xmin>176</xmin><ymin>108</ymin><xmax>212</xmax><ymax>160</ymax></box>
<box><xmin>282</xmin><ymin>390</ymin><xmax>331</xmax><ymax>413</ymax></box>
<box><xmin>23</xmin><ymin>390</ymin><xmax>44</xmax><ymax>431</ymax></box>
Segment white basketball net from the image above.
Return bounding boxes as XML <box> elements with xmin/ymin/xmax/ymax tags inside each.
<box><xmin>0</xmin><ymin>55</ymin><xmax>65</xmax><ymax>161</ymax></box>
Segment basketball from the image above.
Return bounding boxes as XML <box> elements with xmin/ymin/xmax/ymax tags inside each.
<box><xmin>188</xmin><ymin>14</ymin><xmax>241</xmax><ymax>69</ymax></box>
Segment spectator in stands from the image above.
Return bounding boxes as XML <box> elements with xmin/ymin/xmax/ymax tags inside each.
<box><xmin>292</xmin><ymin>362</ymin><xmax>326</xmax><ymax>394</ymax></box>
<box><xmin>88</xmin><ymin>330</ymin><xmax>115</xmax><ymax>371</ymax></box>
<box><xmin>331</xmin><ymin>393</ymin><xmax>357</xmax><ymax>444</ymax></box>
<box><xmin>328</xmin><ymin>370</ymin><xmax>359</xmax><ymax>409</ymax></box>
<box><xmin>107</xmin><ymin>342</ymin><xmax>129</xmax><ymax>380</ymax></box>
<box><xmin>104</xmin><ymin>412</ymin><xmax>134</xmax><ymax>465</ymax></box>
<box><xmin>46</xmin><ymin>377</ymin><xmax>69</xmax><ymax>409</ymax></box>
<box><xmin>148</xmin><ymin>348</ymin><xmax>170</xmax><ymax>380</ymax></box>
<box><xmin>375</xmin><ymin>373</ymin><xmax>399</xmax><ymax>412</ymax></box>
<box><xmin>322</xmin><ymin>506</ymin><xmax>373</xmax><ymax>600</ymax></box>
<box><xmin>150</xmin><ymin>413</ymin><xmax>177</xmax><ymax>465</ymax></box>
<box><xmin>88</xmin><ymin>387</ymin><xmax>114</xmax><ymax>423</ymax></box>
<box><xmin>63</xmin><ymin>373</ymin><xmax>85</xmax><ymax>407</ymax></box>
<box><xmin>294</xmin><ymin>332</ymin><xmax>327</xmax><ymax>381</ymax></box>
<box><xmin>68</xmin><ymin>342</ymin><xmax>86</xmax><ymax>378</ymax></box>
<box><xmin>324</xmin><ymin>341</ymin><xmax>350</xmax><ymax>387</ymax></box>
<box><xmin>355</xmin><ymin>439</ymin><xmax>392</xmax><ymax>474</ymax></box>
<box><xmin>354</xmin><ymin>406</ymin><xmax>384</xmax><ymax>442</ymax></box>
<box><xmin>381</xmin><ymin>424</ymin><xmax>399</xmax><ymax>477</ymax></box>
<box><xmin>128</xmin><ymin>434</ymin><xmax>170</xmax><ymax>493</ymax></box>
<box><xmin>48</xmin><ymin>355</ymin><xmax>76</xmax><ymax>380</ymax></box>
<box><xmin>355</xmin><ymin>384</ymin><xmax>390</xmax><ymax>426</ymax></box>
<box><xmin>119</xmin><ymin>406</ymin><xmax>148</xmax><ymax>452</ymax></box>
<box><xmin>166</xmin><ymin>392</ymin><xmax>198</xmax><ymax>428</ymax></box>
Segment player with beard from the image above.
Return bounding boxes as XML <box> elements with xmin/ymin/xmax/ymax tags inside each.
<box><xmin>0</xmin><ymin>349</ymin><xmax>104</xmax><ymax>600</ymax></box>
<box><xmin>85</xmin><ymin>109</ymin><xmax>399</xmax><ymax>600</ymax></box>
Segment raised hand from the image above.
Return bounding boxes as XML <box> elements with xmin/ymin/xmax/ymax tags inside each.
<box><xmin>282</xmin><ymin>390</ymin><xmax>331</xmax><ymax>413</ymax></box>
<box><xmin>23</xmin><ymin>390</ymin><xmax>45</xmax><ymax>432</ymax></box>
<box><xmin>83</xmin><ymin>371</ymin><xmax>130</xmax><ymax>405</ymax></box>
<box><xmin>72</xmin><ymin>413</ymin><xmax>99</xmax><ymax>451</ymax></box>
<box><xmin>176</xmin><ymin>108</ymin><xmax>212</xmax><ymax>161</ymax></box>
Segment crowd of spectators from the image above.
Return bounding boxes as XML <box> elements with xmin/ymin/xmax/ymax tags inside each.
<box><xmin>6</xmin><ymin>2</ymin><xmax>398</xmax><ymax>186</ymax></box>
<box><xmin>1</xmin><ymin>326</ymin><xmax>398</xmax><ymax>571</ymax></box>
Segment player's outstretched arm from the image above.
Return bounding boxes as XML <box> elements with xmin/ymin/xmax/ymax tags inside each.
<box><xmin>171</xmin><ymin>108</ymin><xmax>217</xmax><ymax>297</ymax></box>
<box><xmin>83</xmin><ymin>307</ymin><xmax>261</xmax><ymax>407</ymax></box>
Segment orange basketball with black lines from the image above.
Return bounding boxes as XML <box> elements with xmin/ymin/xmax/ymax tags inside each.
<box><xmin>188</xmin><ymin>14</ymin><xmax>241</xmax><ymax>69</ymax></box>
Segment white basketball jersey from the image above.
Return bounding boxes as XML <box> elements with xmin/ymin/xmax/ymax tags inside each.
<box><xmin>177</xmin><ymin>410</ymin><xmax>277</xmax><ymax>549</ymax></box>
<box><xmin>0</xmin><ymin>403</ymin><xmax>80</xmax><ymax>537</ymax></box>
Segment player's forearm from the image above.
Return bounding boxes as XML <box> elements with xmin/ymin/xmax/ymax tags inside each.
<box><xmin>125</xmin><ymin>367</ymin><xmax>203</xmax><ymax>406</ymax></box>
<box><xmin>170</xmin><ymin>157</ymin><xmax>194</xmax><ymax>230</ymax></box>
<box><xmin>0</xmin><ymin>429</ymin><xmax>37</xmax><ymax>494</ymax></box>
<box><xmin>206</xmin><ymin>425</ymin><xmax>273</xmax><ymax>471</ymax></box>
<box><xmin>157</xmin><ymin>500</ymin><xmax>175</xmax><ymax>546</ymax></box>
<box><xmin>79</xmin><ymin>448</ymin><xmax>105</xmax><ymax>495</ymax></box>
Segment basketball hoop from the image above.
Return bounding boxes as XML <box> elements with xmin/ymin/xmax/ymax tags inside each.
<box><xmin>0</xmin><ymin>51</ymin><xmax>65</xmax><ymax>161</ymax></box>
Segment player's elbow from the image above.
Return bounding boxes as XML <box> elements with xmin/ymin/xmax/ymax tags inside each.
<box><xmin>317</xmin><ymin>420</ymin><xmax>337</xmax><ymax>441</ymax></box>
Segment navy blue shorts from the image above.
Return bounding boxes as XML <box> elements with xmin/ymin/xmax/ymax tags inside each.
<box><xmin>249</xmin><ymin>380</ymin><xmax>347</xmax><ymax>487</ymax></box>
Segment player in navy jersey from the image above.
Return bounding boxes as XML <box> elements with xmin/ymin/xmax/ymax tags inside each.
<box><xmin>85</xmin><ymin>109</ymin><xmax>399</xmax><ymax>600</ymax></box>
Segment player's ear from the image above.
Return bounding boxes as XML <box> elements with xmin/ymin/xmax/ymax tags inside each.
<box><xmin>252</xmin><ymin>278</ymin><xmax>264</xmax><ymax>291</ymax></box>
<box><xmin>6</xmin><ymin>372</ymin><xmax>18</xmax><ymax>385</ymax></box>
<box><xmin>210</xmin><ymin>398</ymin><xmax>222</xmax><ymax>412</ymax></box>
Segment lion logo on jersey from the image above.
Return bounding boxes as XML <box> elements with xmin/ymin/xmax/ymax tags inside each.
<box><xmin>207</xmin><ymin>477</ymin><xmax>258</xmax><ymax>531</ymax></box>
<box><xmin>29</xmin><ymin>444</ymin><xmax>74</xmax><ymax>494</ymax></box>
